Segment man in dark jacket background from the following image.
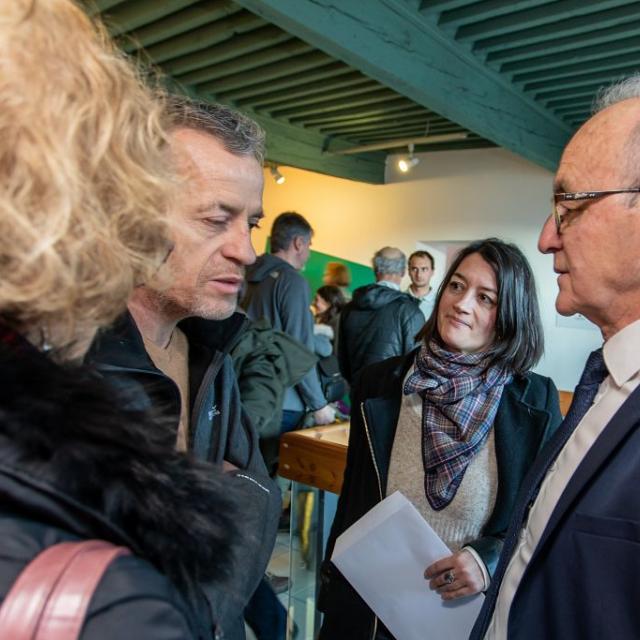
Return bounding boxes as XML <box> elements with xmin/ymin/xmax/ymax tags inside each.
<box><xmin>338</xmin><ymin>246</ymin><xmax>424</xmax><ymax>384</ymax></box>
<box><xmin>88</xmin><ymin>97</ymin><xmax>280</xmax><ymax>640</ymax></box>
<box><xmin>242</xmin><ymin>212</ymin><xmax>336</xmax><ymax>432</ymax></box>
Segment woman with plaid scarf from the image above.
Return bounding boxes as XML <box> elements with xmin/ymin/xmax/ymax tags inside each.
<box><xmin>318</xmin><ymin>238</ymin><xmax>562</xmax><ymax>640</ymax></box>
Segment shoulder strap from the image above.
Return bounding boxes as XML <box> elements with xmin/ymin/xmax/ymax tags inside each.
<box><xmin>0</xmin><ymin>539</ymin><xmax>130</xmax><ymax>640</ymax></box>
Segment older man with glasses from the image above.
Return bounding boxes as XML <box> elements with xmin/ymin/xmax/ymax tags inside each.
<box><xmin>471</xmin><ymin>76</ymin><xmax>640</xmax><ymax>640</ymax></box>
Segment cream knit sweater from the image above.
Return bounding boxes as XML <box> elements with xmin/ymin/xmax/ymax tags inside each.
<box><xmin>386</xmin><ymin>385</ymin><xmax>498</xmax><ymax>554</ymax></box>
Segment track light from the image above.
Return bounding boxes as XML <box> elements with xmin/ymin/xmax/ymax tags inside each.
<box><xmin>398</xmin><ymin>144</ymin><xmax>420</xmax><ymax>173</ymax></box>
<box><xmin>269</xmin><ymin>164</ymin><xmax>285</xmax><ymax>184</ymax></box>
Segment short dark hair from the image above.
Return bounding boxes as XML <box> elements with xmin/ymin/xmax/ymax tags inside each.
<box><xmin>418</xmin><ymin>238</ymin><xmax>543</xmax><ymax>375</ymax></box>
<box><xmin>409</xmin><ymin>250</ymin><xmax>435</xmax><ymax>270</ymax></box>
<box><xmin>315</xmin><ymin>285</ymin><xmax>346</xmax><ymax>325</ymax></box>
<box><xmin>270</xmin><ymin>211</ymin><xmax>313</xmax><ymax>253</ymax></box>
<box><xmin>166</xmin><ymin>95</ymin><xmax>265</xmax><ymax>163</ymax></box>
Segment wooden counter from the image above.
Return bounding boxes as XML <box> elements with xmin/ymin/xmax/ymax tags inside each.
<box><xmin>279</xmin><ymin>422</ymin><xmax>349</xmax><ymax>494</ymax></box>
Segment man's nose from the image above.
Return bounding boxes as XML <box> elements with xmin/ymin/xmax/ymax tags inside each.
<box><xmin>225</xmin><ymin>220</ymin><xmax>256</xmax><ymax>265</ymax></box>
<box><xmin>538</xmin><ymin>214</ymin><xmax>561</xmax><ymax>254</ymax></box>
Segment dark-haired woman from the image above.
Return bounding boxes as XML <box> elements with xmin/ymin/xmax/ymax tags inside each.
<box><xmin>312</xmin><ymin>285</ymin><xmax>346</xmax><ymax>356</ymax></box>
<box><xmin>317</xmin><ymin>238</ymin><xmax>562</xmax><ymax>640</ymax></box>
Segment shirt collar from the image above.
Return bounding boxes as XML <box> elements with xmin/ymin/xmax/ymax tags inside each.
<box><xmin>405</xmin><ymin>286</ymin><xmax>433</xmax><ymax>301</ymax></box>
<box><xmin>603</xmin><ymin>318</ymin><xmax>640</xmax><ymax>387</ymax></box>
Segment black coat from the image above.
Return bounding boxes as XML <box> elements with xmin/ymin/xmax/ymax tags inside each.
<box><xmin>0</xmin><ymin>330</ymin><xmax>248</xmax><ymax>639</ymax></box>
<box><xmin>318</xmin><ymin>351</ymin><xmax>562</xmax><ymax>640</ymax></box>
<box><xmin>86</xmin><ymin>312</ymin><xmax>281</xmax><ymax>640</ymax></box>
<box><xmin>338</xmin><ymin>284</ymin><xmax>424</xmax><ymax>385</ymax></box>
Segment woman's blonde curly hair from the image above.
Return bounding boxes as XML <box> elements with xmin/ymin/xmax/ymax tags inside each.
<box><xmin>0</xmin><ymin>0</ymin><xmax>174</xmax><ymax>354</ymax></box>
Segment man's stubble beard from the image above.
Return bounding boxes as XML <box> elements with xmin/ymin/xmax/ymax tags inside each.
<box><xmin>155</xmin><ymin>285</ymin><xmax>237</xmax><ymax>322</ymax></box>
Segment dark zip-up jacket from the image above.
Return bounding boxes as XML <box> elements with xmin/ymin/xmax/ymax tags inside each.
<box><xmin>86</xmin><ymin>312</ymin><xmax>280</xmax><ymax>640</ymax></box>
<box><xmin>317</xmin><ymin>350</ymin><xmax>562</xmax><ymax>640</ymax></box>
<box><xmin>338</xmin><ymin>283</ymin><xmax>424</xmax><ymax>385</ymax></box>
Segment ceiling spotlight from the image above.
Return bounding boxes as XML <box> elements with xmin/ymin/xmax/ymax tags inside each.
<box><xmin>270</xmin><ymin>164</ymin><xmax>285</xmax><ymax>184</ymax></box>
<box><xmin>398</xmin><ymin>144</ymin><xmax>420</xmax><ymax>173</ymax></box>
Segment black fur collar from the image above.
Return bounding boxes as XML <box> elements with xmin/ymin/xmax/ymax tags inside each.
<box><xmin>0</xmin><ymin>337</ymin><xmax>239</xmax><ymax>592</ymax></box>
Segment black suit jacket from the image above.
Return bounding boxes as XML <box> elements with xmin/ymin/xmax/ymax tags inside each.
<box><xmin>317</xmin><ymin>350</ymin><xmax>562</xmax><ymax>640</ymax></box>
<box><xmin>472</xmin><ymin>384</ymin><xmax>640</xmax><ymax>640</ymax></box>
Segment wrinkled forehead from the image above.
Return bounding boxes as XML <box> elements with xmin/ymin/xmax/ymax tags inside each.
<box><xmin>556</xmin><ymin>99</ymin><xmax>640</xmax><ymax>190</ymax></box>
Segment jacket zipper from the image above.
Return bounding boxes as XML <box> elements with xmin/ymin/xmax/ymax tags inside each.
<box><xmin>360</xmin><ymin>402</ymin><xmax>382</xmax><ymax>640</ymax></box>
<box><xmin>189</xmin><ymin>351</ymin><xmax>225</xmax><ymax>454</ymax></box>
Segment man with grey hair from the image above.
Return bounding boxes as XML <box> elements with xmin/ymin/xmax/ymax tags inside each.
<box><xmin>471</xmin><ymin>76</ymin><xmax>640</xmax><ymax>639</ymax></box>
<box><xmin>338</xmin><ymin>246</ymin><xmax>423</xmax><ymax>384</ymax></box>
<box><xmin>88</xmin><ymin>96</ymin><xmax>279</xmax><ymax>640</ymax></box>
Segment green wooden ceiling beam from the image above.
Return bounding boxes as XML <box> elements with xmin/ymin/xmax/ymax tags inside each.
<box><xmin>413</xmin><ymin>139</ymin><xmax>495</xmax><ymax>152</ymax></box>
<box><xmin>143</xmin><ymin>11</ymin><xmax>263</xmax><ymax>64</ymax></box>
<box><xmin>95</xmin><ymin>0</ymin><xmax>199</xmax><ymax>37</ymax></box>
<box><xmin>162</xmin><ymin>26</ymin><xmax>290</xmax><ymax>76</ymax></box>
<box><xmin>535</xmin><ymin>83</ymin><xmax>603</xmax><ymax>101</ymax></box>
<box><xmin>473</xmin><ymin>4</ymin><xmax>640</xmax><ymax>53</ymax></box>
<box><xmin>546</xmin><ymin>94</ymin><xmax>595</xmax><ymax>109</ymax></box>
<box><xmin>292</xmin><ymin>101</ymin><xmax>420</xmax><ymax>126</ymax></box>
<box><xmin>558</xmin><ymin>108</ymin><xmax>592</xmax><ymax>120</ymax></box>
<box><xmin>120</xmin><ymin>0</ymin><xmax>240</xmax><ymax>52</ymax></box>
<box><xmin>254</xmin><ymin>113</ymin><xmax>386</xmax><ymax>183</ymax></box>
<box><xmin>219</xmin><ymin>63</ymin><xmax>351</xmax><ymax>102</ymax></box>
<box><xmin>346</xmin><ymin>121</ymin><xmax>456</xmax><ymax>138</ymax></box>
<box><xmin>308</xmin><ymin>107</ymin><xmax>442</xmax><ymax>130</ymax></box>
<box><xmin>173</xmin><ymin>86</ymin><xmax>386</xmax><ymax>183</ymax></box>
<box><xmin>500</xmin><ymin>35</ymin><xmax>640</xmax><ymax>74</ymax></box>
<box><xmin>335</xmin><ymin>118</ymin><xmax>456</xmax><ymax>136</ymax></box>
<box><xmin>438</xmin><ymin>0</ymin><xmax>546</xmax><ymax>28</ymax></box>
<box><xmin>167</xmin><ymin>38</ymin><xmax>313</xmax><ymax>84</ymax></box>
<box><xmin>524</xmin><ymin>61</ymin><xmax>640</xmax><ymax>92</ymax></box>
<box><xmin>486</xmin><ymin>20</ymin><xmax>640</xmax><ymax>64</ymax></box>
<box><xmin>513</xmin><ymin>51</ymin><xmax>640</xmax><ymax>84</ymax></box>
<box><xmin>235</xmin><ymin>0</ymin><xmax>570</xmax><ymax>170</ymax></box>
<box><xmin>320</xmin><ymin>116</ymin><xmax>448</xmax><ymax>136</ymax></box>
<box><xmin>554</xmin><ymin>104</ymin><xmax>592</xmax><ymax>117</ymax></box>
<box><xmin>270</xmin><ymin>88</ymin><xmax>399</xmax><ymax>119</ymax></box>
<box><xmin>457</xmin><ymin>0</ymin><xmax>626</xmax><ymax>42</ymax></box>
<box><xmin>419</xmin><ymin>1</ymin><xmax>473</xmax><ymax>13</ymax></box>
<box><xmin>196</xmin><ymin>51</ymin><xmax>330</xmax><ymax>94</ymax></box>
<box><xmin>355</xmin><ymin>124</ymin><xmax>465</xmax><ymax>144</ymax></box>
<box><xmin>244</xmin><ymin>75</ymin><xmax>373</xmax><ymax>110</ymax></box>
<box><xmin>352</xmin><ymin>128</ymin><xmax>434</xmax><ymax>143</ymax></box>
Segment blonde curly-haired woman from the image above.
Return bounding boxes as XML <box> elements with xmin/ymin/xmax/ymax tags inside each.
<box><xmin>0</xmin><ymin>1</ymin><xmax>241</xmax><ymax>638</ymax></box>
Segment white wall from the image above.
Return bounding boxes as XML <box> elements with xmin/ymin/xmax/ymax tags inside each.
<box><xmin>258</xmin><ymin>148</ymin><xmax>602</xmax><ymax>390</ymax></box>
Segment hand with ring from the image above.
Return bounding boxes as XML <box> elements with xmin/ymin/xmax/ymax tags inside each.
<box><xmin>423</xmin><ymin>549</ymin><xmax>485</xmax><ymax>601</ymax></box>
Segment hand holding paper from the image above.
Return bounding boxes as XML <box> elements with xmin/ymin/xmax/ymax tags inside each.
<box><xmin>332</xmin><ymin>491</ymin><xmax>484</xmax><ymax>640</ymax></box>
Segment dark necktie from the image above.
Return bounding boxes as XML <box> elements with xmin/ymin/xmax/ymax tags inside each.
<box><xmin>472</xmin><ymin>347</ymin><xmax>609</xmax><ymax>638</ymax></box>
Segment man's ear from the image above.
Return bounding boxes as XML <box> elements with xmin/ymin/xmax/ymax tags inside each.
<box><xmin>292</xmin><ymin>235</ymin><xmax>303</xmax><ymax>252</ymax></box>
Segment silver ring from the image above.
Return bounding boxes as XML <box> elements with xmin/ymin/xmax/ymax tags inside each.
<box><xmin>443</xmin><ymin>570</ymin><xmax>455</xmax><ymax>585</ymax></box>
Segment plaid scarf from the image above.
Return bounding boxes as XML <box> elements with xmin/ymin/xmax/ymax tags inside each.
<box><xmin>403</xmin><ymin>341</ymin><xmax>512</xmax><ymax>510</ymax></box>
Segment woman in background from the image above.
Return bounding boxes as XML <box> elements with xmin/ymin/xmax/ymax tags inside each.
<box><xmin>0</xmin><ymin>1</ymin><xmax>239</xmax><ymax>638</ymax></box>
<box><xmin>312</xmin><ymin>284</ymin><xmax>347</xmax><ymax>356</ymax></box>
<box><xmin>318</xmin><ymin>238</ymin><xmax>562</xmax><ymax>640</ymax></box>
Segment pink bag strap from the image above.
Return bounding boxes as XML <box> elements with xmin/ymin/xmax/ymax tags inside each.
<box><xmin>0</xmin><ymin>539</ymin><xmax>131</xmax><ymax>640</ymax></box>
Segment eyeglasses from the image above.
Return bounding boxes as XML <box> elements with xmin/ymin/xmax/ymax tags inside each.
<box><xmin>553</xmin><ymin>188</ymin><xmax>640</xmax><ymax>234</ymax></box>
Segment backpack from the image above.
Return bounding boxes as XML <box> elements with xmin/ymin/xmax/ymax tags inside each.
<box><xmin>317</xmin><ymin>354</ymin><xmax>348</xmax><ymax>403</ymax></box>
<box><xmin>0</xmin><ymin>539</ymin><xmax>130</xmax><ymax>639</ymax></box>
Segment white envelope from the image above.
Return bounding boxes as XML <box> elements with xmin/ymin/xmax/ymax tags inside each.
<box><xmin>332</xmin><ymin>491</ymin><xmax>484</xmax><ymax>640</ymax></box>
